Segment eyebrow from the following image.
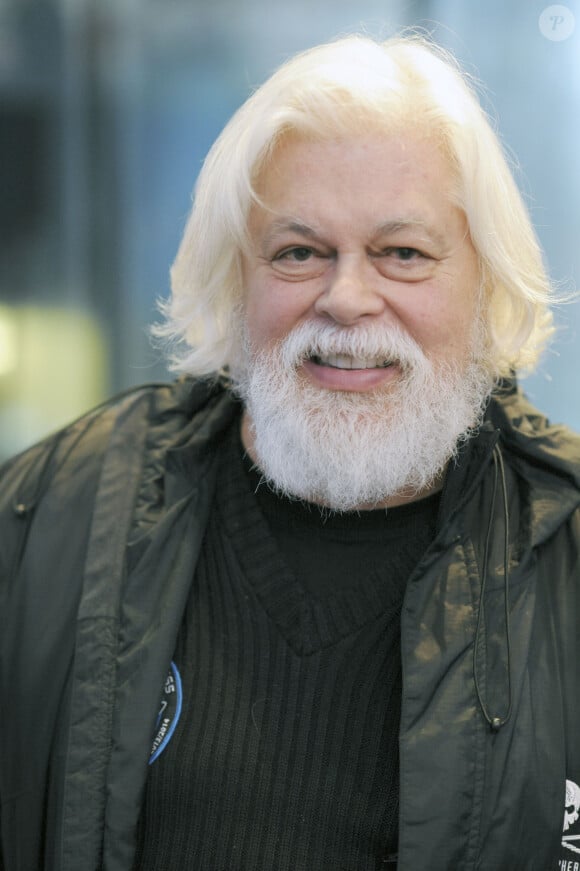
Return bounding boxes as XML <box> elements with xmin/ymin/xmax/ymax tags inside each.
<box><xmin>373</xmin><ymin>219</ymin><xmax>447</xmax><ymax>248</ymax></box>
<box><xmin>262</xmin><ymin>219</ymin><xmax>321</xmax><ymax>246</ymax></box>
<box><xmin>261</xmin><ymin>217</ymin><xmax>448</xmax><ymax>250</ymax></box>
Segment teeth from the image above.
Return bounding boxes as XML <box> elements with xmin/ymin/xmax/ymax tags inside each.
<box><xmin>312</xmin><ymin>354</ymin><xmax>393</xmax><ymax>370</ymax></box>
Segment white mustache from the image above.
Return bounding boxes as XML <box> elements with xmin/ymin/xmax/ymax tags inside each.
<box><xmin>274</xmin><ymin>322</ymin><xmax>427</xmax><ymax>371</ymax></box>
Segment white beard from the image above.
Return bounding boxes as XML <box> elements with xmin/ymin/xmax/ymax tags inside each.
<box><xmin>235</xmin><ymin>321</ymin><xmax>493</xmax><ymax>512</ymax></box>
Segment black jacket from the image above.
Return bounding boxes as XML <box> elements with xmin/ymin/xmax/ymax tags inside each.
<box><xmin>1</xmin><ymin>378</ymin><xmax>580</xmax><ymax>871</ymax></box>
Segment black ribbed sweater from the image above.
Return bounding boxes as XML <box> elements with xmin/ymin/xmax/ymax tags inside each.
<box><xmin>134</xmin><ymin>424</ymin><xmax>438</xmax><ymax>870</ymax></box>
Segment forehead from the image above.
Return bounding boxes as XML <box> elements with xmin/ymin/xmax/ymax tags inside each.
<box><xmin>250</xmin><ymin>132</ymin><xmax>464</xmax><ymax>239</ymax></box>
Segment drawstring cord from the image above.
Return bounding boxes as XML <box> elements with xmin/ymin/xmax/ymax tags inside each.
<box><xmin>473</xmin><ymin>445</ymin><xmax>512</xmax><ymax>732</ymax></box>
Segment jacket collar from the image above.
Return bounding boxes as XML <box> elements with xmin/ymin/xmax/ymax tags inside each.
<box><xmin>154</xmin><ymin>377</ymin><xmax>580</xmax><ymax>549</ymax></box>
<box><xmin>487</xmin><ymin>381</ymin><xmax>580</xmax><ymax>547</ymax></box>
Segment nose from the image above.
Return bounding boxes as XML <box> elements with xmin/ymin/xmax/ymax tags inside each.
<box><xmin>313</xmin><ymin>255</ymin><xmax>386</xmax><ymax>325</ymax></box>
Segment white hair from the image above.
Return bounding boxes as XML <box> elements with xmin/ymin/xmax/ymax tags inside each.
<box><xmin>156</xmin><ymin>33</ymin><xmax>554</xmax><ymax>380</ymax></box>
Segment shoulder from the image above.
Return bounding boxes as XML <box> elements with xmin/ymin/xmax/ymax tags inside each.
<box><xmin>1</xmin><ymin>377</ymin><xmax>228</xmax><ymax>486</ymax></box>
<box><xmin>0</xmin><ymin>377</ymin><xmax>237</xmax><ymax>575</ymax></box>
<box><xmin>488</xmin><ymin>382</ymin><xmax>580</xmax><ymax>479</ymax></box>
<box><xmin>487</xmin><ymin>381</ymin><xmax>580</xmax><ymax>546</ymax></box>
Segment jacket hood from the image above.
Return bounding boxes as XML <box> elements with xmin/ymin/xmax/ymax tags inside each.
<box><xmin>18</xmin><ymin>374</ymin><xmax>573</xmax><ymax>558</ymax></box>
<box><xmin>157</xmin><ymin>377</ymin><xmax>580</xmax><ymax>552</ymax></box>
<box><xmin>487</xmin><ymin>381</ymin><xmax>580</xmax><ymax>547</ymax></box>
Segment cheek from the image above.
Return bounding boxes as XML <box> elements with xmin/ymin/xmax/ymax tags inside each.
<box><xmin>241</xmin><ymin>264</ymin><xmax>280</xmax><ymax>347</ymax></box>
<box><xmin>244</xmin><ymin>287</ymin><xmax>302</xmax><ymax>349</ymax></box>
<box><xmin>403</xmin><ymin>285</ymin><xmax>479</xmax><ymax>359</ymax></box>
<box><xmin>244</xmin><ymin>275</ymin><xmax>316</xmax><ymax>348</ymax></box>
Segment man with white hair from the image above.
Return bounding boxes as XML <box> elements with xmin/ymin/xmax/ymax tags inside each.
<box><xmin>1</xmin><ymin>34</ymin><xmax>579</xmax><ymax>871</ymax></box>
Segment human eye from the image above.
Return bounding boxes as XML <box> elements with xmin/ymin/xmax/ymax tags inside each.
<box><xmin>385</xmin><ymin>246</ymin><xmax>424</xmax><ymax>262</ymax></box>
<box><xmin>270</xmin><ymin>244</ymin><xmax>328</xmax><ymax>279</ymax></box>
<box><xmin>274</xmin><ymin>246</ymin><xmax>315</xmax><ymax>263</ymax></box>
<box><xmin>375</xmin><ymin>245</ymin><xmax>435</xmax><ymax>281</ymax></box>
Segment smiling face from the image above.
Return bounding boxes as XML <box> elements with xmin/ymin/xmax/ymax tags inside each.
<box><xmin>241</xmin><ymin>133</ymin><xmax>481</xmax><ymax>389</ymax></box>
<box><xmin>237</xmin><ymin>133</ymin><xmax>490</xmax><ymax>510</ymax></box>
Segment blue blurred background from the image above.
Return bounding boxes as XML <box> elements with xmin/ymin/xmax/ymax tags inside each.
<box><xmin>0</xmin><ymin>0</ymin><xmax>578</xmax><ymax>460</ymax></box>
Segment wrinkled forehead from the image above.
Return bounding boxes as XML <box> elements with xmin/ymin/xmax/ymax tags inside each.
<box><xmin>251</xmin><ymin>125</ymin><xmax>462</xmax><ymax>212</ymax></box>
<box><xmin>246</xmin><ymin>129</ymin><xmax>466</xmax><ymax>246</ymax></box>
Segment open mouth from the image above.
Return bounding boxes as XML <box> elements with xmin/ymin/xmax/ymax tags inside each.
<box><xmin>310</xmin><ymin>354</ymin><xmax>394</xmax><ymax>370</ymax></box>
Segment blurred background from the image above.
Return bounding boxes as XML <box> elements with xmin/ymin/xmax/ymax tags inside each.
<box><xmin>0</xmin><ymin>0</ymin><xmax>578</xmax><ymax>460</ymax></box>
